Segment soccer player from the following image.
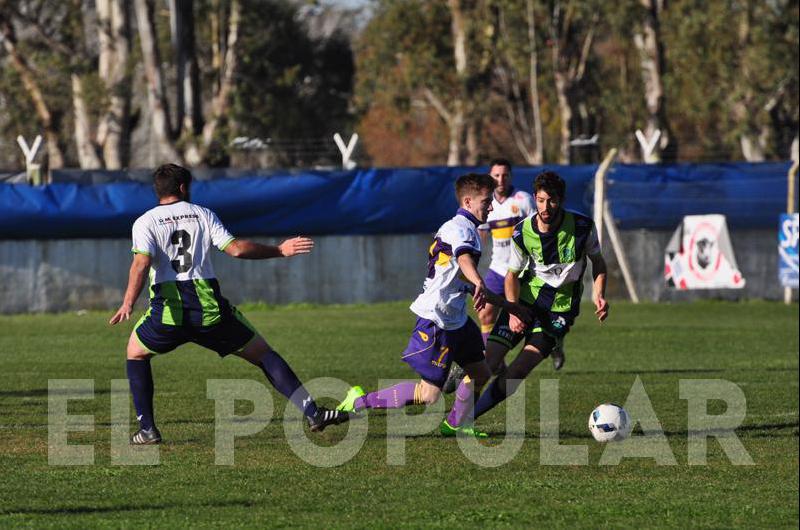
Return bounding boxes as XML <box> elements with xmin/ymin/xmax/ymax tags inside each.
<box><xmin>109</xmin><ymin>164</ymin><xmax>349</xmax><ymax>445</ymax></box>
<box><xmin>335</xmin><ymin>173</ymin><xmax>531</xmax><ymax>437</ymax></box>
<box><xmin>471</xmin><ymin>170</ymin><xmax>609</xmax><ymax>422</ymax></box>
<box><xmin>478</xmin><ymin>158</ymin><xmax>534</xmax><ymax>345</ymax></box>
<box><xmin>443</xmin><ymin>158</ymin><xmax>536</xmax><ymax>393</ymax></box>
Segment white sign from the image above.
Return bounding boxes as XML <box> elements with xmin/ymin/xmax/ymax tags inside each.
<box><xmin>664</xmin><ymin>214</ymin><xmax>745</xmax><ymax>289</ymax></box>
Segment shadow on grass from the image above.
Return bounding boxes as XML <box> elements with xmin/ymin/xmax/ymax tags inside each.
<box><xmin>0</xmin><ymin>388</ymin><xmax>114</xmax><ymax>398</ymax></box>
<box><xmin>567</xmin><ymin>367</ymin><xmax>799</xmax><ymax>376</ymax></box>
<box><xmin>0</xmin><ymin>499</ymin><xmax>259</xmax><ymax>517</ymax></box>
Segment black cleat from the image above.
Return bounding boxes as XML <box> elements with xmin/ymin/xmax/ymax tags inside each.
<box><xmin>307</xmin><ymin>407</ymin><xmax>350</xmax><ymax>432</ymax></box>
<box><xmin>131</xmin><ymin>427</ymin><xmax>162</xmax><ymax>445</ymax></box>
<box><xmin>442</xmin><ymin>365</ymin><xmax>465</xmax><ymax>394</ymax></box>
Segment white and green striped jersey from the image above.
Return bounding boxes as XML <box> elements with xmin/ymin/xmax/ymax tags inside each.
<box><xmin>131</xmin><ymin>201</ymin><xmax>236</xmax><ymax>326</ymax></box>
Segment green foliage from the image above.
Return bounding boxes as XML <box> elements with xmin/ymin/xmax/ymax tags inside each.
<box><xmin>230</xmin><ymin>0</ymin><xmax>354</xmax><ymax>166</ymax></box>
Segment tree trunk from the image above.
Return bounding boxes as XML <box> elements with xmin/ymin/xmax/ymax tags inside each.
<box><xmin>169</xmin><ymin>0</ymin><xmax>202</xmax><ymax>136</ymax></box>
<box><xmin>527</xmin><ymin>0</ymin><xmax>543</xmax><ymax>164</ymax></box>
<box><xmin>71</xmin><ymin>75</ymin><xmax>103</xmax><ymax>169</ymax></box>
<box><xmin>553</xmin><ymin>70</ymin><xmax>573</xmax><ymax>165</ymax></box>
<box><xmin>134</xmin><ymin>0</ymin><xmax>181</xmax><ymax>163</ymax></box>
<box><xmin>0</xmin><ymin>18</ymin><xmax>65</xmax><ymax>169</ymax></box>
<box><xmin>447</xmin><ymin>0</ymin><xmax>472</xmax><ymax>166</ymax></box>
<box><xmin>549</xmin><ymin>1</ymin><xmax>597</xmax><ymax>165</ymax></box>
<box><xmin>96</xmin><ymin>0</ymin><xmax>131</xmax><ymax>169</ymax></box>
<box><xmin>633</xmin><ymin>0</ymin><xmax>674</xmax><ymax>162</ymax></box>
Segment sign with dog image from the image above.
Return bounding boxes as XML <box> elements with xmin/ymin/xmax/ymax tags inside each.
<box><xmin>664</xmin><ymin>214</ymin><xmax>745</xmax><ymax>289</ymax></box>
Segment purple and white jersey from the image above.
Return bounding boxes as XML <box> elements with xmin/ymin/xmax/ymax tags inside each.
<box><xmin>479</xmin><ymin>187</ymin><xmax>534</xmax><ymax>277</ymax></box>
<box><xmin>409</xmin><ymin>208</ymin><xmax>482</xmax><ymax>330</ymax></box>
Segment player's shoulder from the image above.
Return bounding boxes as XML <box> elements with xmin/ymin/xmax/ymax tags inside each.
<box><xmin>568</xmin><ymin>209</ymin><xmax>594</xmax><ymax>228</ymax></box>
<box><xmin>440</xmin><ymin>214</ymin><xmax>478</xmax><ymax>243</ymax></box>
<box><xmin>512</xmin><ymin>189</ymin><xmax>533</xmax><ymax>201</ymax></box>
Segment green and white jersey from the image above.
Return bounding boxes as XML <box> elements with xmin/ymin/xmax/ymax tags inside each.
<box><xmin>507</xmin><ymin>210</ymin><xmax>600</xmax><ymax>312</ymax></box>
<box><xmin>131</xmin><ymin>201</ymin><xmax>236</xmax><ymax>326</ymax></box>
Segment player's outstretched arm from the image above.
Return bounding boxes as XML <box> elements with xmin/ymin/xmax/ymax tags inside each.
<box><xmin>455</xmin><ymin>253</ymin><xmax>531</xmax><ymax>323</ymax></box>
<box><xmin>110</xmin><ymin>253</ymin><xmax>151</xmax><ymax>325</ymax></box>
<box><xmin>504</xmin><ymin>270</ymin><xmax>530</xmax><ymax>332</ymax></box>
<box><xmin>588</xmin><ymin>252</ymin><xmax>609</xmax><ymax>322</ymax></box>
<box><xmin>224</xmin><ymin>236</ymin><xmax>314</xmax><ymax>260</ymax></box>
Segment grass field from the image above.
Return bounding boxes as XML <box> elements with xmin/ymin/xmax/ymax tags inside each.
<box><xmin>0</xmin><ymin>300</ymin><xmax>797</xmax><ymax>528</ymax></box>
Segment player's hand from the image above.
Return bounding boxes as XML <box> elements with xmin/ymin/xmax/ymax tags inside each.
<box><xmin>279</xmin><ymin>236</ymin><xmax>314</xmax><ymax>257</ymax></box>
<box><xmin>472</xmin><ymin>282</ymin><xmax>487</xmax><ymax>311</ymax></box>
<box><xmin>509</xmin><ymin>313</ymin><xmax>527</xmax><ymax>333</ymax></box>
<box><xmin>509</xmin><ymin>303</ymin><xmax>533</xmax><ymax>325</ymax></box>
<box><xmin>594</xmin><ymin>297</ymin><xmax>610</xmax><ymax>322</ymax></box>
<box><xmin>109</xmin><ymin>304</ymin><xmax>132</xmax><ymax>325</ymax></box>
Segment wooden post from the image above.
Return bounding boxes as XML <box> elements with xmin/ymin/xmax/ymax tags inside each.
<box><xmin>594</xmin><ymin>148</ymin><xmax>617</xmax><ymax>246</ymax></box>
<box><xmin>604</xmin><ymin>201</ymin><xmax>640</xmax><ymax>303</ymax></box>
<box><xmin>786</xmin><ymin>160</ymin><xmax>798</xmax><ymax>304</ymax></box>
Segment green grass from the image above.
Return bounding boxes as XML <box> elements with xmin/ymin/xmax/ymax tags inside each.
<box><xmin>0</xmin><ymin>301</ymin><xmax>797</xmax><ymax>528</ymax></box>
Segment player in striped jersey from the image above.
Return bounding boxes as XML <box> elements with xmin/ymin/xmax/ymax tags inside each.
<box><xmin>109</xmin><ymin>164</ymin><xmax>349</xmax><ymax>444</ymax></box>
<box><xmin>471</xmin><ymin>171</ymin><xmax>610</xmax><ymax>421</ymax></box>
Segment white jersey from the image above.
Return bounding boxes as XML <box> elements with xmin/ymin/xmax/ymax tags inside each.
<box><xmin>131</xmin><ymin>201</ymin><xmax>235</xmax><ymax>285</ymax></box>
<box><xmin>409</xmin><ymin>209</ymin><xmax>482</xmax><ymax>330</ymax></box>
<box><xmin>479</xmin><ymin>188</ymin><xmax>534</xmax><ymax>276</ymax></box>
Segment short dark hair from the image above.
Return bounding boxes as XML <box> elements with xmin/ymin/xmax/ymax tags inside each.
<box><xmin>153</xmin><ymin>164</ymin><xmax>192</xmax><ymax>198</ymax></box>
<box><xmin>455</xmin><ymin>172</ymin><xmax>495</xmax><ymax>202</ymax></box>
<box><xmin>534</xmin><ymin>171</ymin><xmax>566</xmax><ymax>201</ymax></box>
<box><xmin>488</xmin><ymin>157</ymin><xmax>512</xmax><ymax>171</ymax></box>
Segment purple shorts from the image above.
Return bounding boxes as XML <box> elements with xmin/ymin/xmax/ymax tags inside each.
<box><xmin>401</xmin><ymin>317</ymin><xmax>484</xmax><ymax>387</ymax></box>
<box><xmin>484</xmin><ymin>269</ymin><xmax>506</xmax><ymax>296</ymax></box>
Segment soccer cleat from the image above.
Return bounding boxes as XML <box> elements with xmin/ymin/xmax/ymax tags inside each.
<box><xmin>336</xmin><ymin>386</ymin><xmax>366</xmax><ymax>413</ymax></box>
<box><xmin>442</xmin><ymin>365</ymin><xmax>465</xmax><ymax>394</ymax></box>
<box><xmin>307</xmin><ymin>407</ymin><xmax>350</xmax><ymax>432</ymax></box>
<box><xmin>439</xmin><ymin>419</ymin><xmax>488</xmax><ymax>439</ymax></box>
<box><xmin>131</xmin><ymin>427</ymin><xmax>162</xmax><ymax>445</ymax></box>
<box><xmin>551</xmin><ymin>339</ymin><xmax>565</xmax><ymax>371</ymax></box>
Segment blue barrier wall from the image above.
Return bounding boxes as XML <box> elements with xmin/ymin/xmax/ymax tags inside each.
<box><xmin>0</xmin><ymin>162</ymin><xmax>793</xmax><ymax>239</ymax></box>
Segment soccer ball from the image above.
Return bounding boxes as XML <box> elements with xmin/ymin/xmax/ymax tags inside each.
<box><xmin>588</xmin><ymin>403</ymin><xmax>632</xmax><ymax>442</ymax></box>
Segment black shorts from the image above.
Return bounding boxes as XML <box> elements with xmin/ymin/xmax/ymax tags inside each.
<box><xmin>487</xmin><ymin>301</ymin><xmax>577</xmax><ymax>356</ymax></box>
<box><xmin>134</xmin><ymin>307</ymin><xmax>257</xmax><ymax>357</ymax></box>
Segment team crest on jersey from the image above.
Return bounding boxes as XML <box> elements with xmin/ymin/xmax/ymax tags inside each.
<box><xmin>511</xmin><ymin>205</ymin><xmax>520</xmax><ymax>215</ymax></box>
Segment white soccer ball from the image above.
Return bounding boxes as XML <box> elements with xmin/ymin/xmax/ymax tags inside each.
<box><xmin>588</xmin><ymin>403</ymin><xmax>632</xmax><ymax>442</ymax></box>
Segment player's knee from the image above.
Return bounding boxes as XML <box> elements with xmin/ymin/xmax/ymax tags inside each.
<box><xmin>527</xmin><ymin>334</ymin><xmax>556</xmax><ymax>358</ymax></box>
<box><xmin>418</xmin><ymin>385</ymin><xmax>441</xmax><ymax>405</ymax></box>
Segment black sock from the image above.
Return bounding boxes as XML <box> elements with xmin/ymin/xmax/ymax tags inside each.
<box><xmin>127</xmin><ymin>359</ymin><xmax>155</xmax><ymax>430</ymax></box>
<box><xmin>260</xmin><ymin>351</ymin><xmax>318</xmax><ymax>417</ymax></box>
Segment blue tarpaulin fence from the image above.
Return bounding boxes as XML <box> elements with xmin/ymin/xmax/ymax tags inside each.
<box><xmin>0</xmin><ymin>162</ymin><xmax>793</xmax><ymax>239</ymax></box>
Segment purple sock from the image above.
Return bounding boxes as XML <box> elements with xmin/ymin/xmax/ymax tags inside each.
<box><xmin>127</xmin><ymin>359</ymin><xmax>155</xmax><ymax>430</ymax></box>
<box><xmin>354</xmin><ymin>382</ymin><xmax>417</xmax><ymax>411</ymax></box>
<box><xmin>447</xmin><ymin>380</ymin><xmax>481</xmax><ymax>427</ymax></box>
